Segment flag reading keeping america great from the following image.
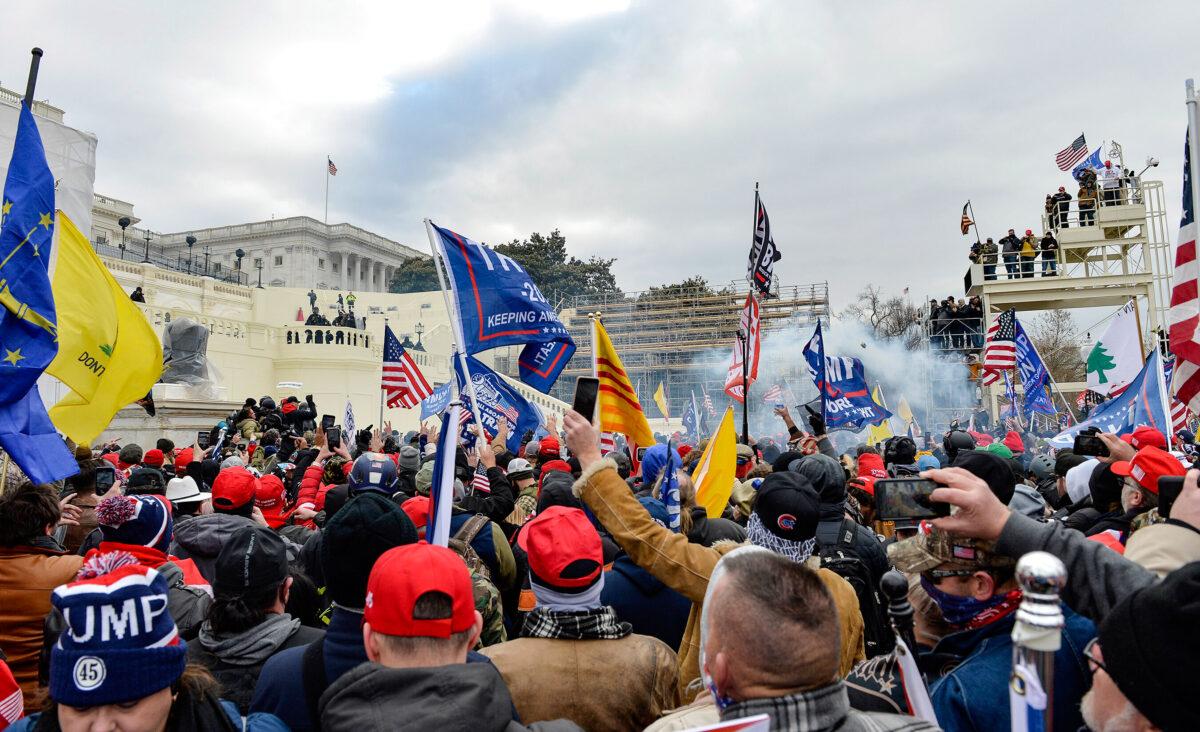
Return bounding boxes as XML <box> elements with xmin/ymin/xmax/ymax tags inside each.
<box><xmin>382</xmin><ymin>325</ymin><xmax>433</xmax><ymax>408</ymax></box>
<box><xmin>981</xmin><ymin>308</ymin><xmax>1018</xmax><ymax>385</ymax></box>
<box><xmin>747</xmin><ymin>190</ymin><xmax>782</xmax><ymax>296</ymax></box>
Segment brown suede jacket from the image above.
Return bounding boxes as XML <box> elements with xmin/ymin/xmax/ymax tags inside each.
<box><xmin>573</xmin><ymin>459</ymin><xmax>866</xmax><ymax>699</ymax></box>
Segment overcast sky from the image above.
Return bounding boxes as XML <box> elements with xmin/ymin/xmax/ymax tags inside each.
<box><xmin>3</xmin><ymin>1</ymin><xmax>1199</xmax><ymax>309</ymax></box>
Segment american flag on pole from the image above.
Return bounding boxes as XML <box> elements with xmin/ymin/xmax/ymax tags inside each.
<box><xmin>471</xmin><ymin>464</ymin><xmax>491</xmax><ymax>495</ymax></box>
<box><xmin>1163</xmin><ymin>357</ymin><xmax>1191</xmax><ymax>434</ymax></box>
<box><xmin>703</xmin><ymin>392</ymin><xmax>716</xmax><ymax>417</ymax></box>
<box><xmin>1169</xmin><ymin>124</ymin><xmax>1200</xmax><ymax>414</ymax></box>
<box><xmin>981</xmin><ymin>308</ymin><xmax>1018</xmax><ymax>385</ymax></box>
<box><xmin>327</xmin><ymin>157</ymin><xmax>338</xmax><ymax>176</ymax></box>
<box><xmin>761</xmin><ymin>384</ymin><xmax>783</xmax><ymax>404</ymax></box>
<box><xmin>960</xmin><ymin>202</ymin><xmax>973</xmax><ymax>235</ymax></box>
<box><xmin>382</xmin><ymin>325</ymin><xmax>433</xmax><ymax>408</ymax></box>
<box><xmin>1055</xmin><ymin>133</ymin><xmax>1089</xmax><ymax>171</ymax></box>
<box><xmin>599</xmin><ymin>432</ymin><xmax>616</xmax><ymax>453</ymax></box>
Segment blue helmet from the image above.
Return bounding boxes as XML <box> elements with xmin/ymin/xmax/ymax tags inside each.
<box><xmin>348</xmin><ymin>453</ymin><xmax>399</xmax><ymax>495</ymax></box>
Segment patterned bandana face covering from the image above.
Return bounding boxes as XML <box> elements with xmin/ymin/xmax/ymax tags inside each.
<box><xmin>745</xmin><ymin>513</ymin><xmax>818</xmax><ymax>564</ymax></box>
<box><xmin>700</xmin><ymin>545</ymin><xmax>772</xmax><ymax>710</ymax></box>
<box><xmin>920</xmin><ymin>576</ymin><xmax>1022</xmax><ymax>628</ymax></box>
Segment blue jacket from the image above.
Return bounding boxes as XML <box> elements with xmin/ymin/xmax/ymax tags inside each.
<box><xmin>928</xmin><ymin>606</ymin><xmax>1094</xmax><ymax>732</ymax></box>
<box><xmin>601</xmin><ymin>555</ymin><xmax>691</xmax><ymax>651</ymax></box>
<box><xmin>250</xmin><ymin>607</ymin><xmax>502</xmax><ymax>731</ymax></box>
<box><xmin>10</xmin><ymin>701</ymin><xmax>287</xmax><ymax>731</ymax></box>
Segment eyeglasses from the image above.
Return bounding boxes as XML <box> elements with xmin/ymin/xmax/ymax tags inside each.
<box><xmin>1083</xmin><ymin>638</ymin><xmax>1108</xmax><ymax>675</ymax></box>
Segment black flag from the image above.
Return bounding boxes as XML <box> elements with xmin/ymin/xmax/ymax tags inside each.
<box><xmin>747</xmin><ymin>190</ymin><xmax>782</xmax><ymax>296</ymax></box>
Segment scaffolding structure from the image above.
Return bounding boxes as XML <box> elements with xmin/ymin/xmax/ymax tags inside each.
<box><xmin>493</xmin><ymin>280</ymin><xmax>830</xmax><ymax>414</ymax></box>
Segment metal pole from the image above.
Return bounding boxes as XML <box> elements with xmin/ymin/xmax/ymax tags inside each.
<box><xmin>1188</xmin><ymin>81</ymin><xmax>1200</xmax><ymax>257</ymax></box>
<box><xmin>1011</xmin><ymin>551</ymin><xmax>1067</xmax><ymax>732</ymax></box>
<box><xmin>324</xmin><ymin>156</ymin><xmax>330</xmax><ymax>224</ymax></box>
<box><xmin>741</xmin><ymin>326</ymin><xmax>749</xmax><ymax>444</ymax></box>
<box><xmin>968</xmin><ymin>200</ymin><xmax>982</xmax><ymax>246</ymax></box>
<box><xmin>23</xmin><ymin>48</ymin><xmax>42</xmax><ymax>108</ymax></box>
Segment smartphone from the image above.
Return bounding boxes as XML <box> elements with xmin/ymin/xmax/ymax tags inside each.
<box><xmin>1158</xmin><ymin>476</ymin><xmax>1184</xmax><ymax>519</ymax></box>
<box><xmin>196</xmin><ymin>431</ymin><xmax>211</xmax><ymax>449</ymax></box>
<box><xmin>636</xmin><ymin>447</ymin><xmax>647</xmax><ymax>461</ymax></box>
<box><xmin>1073</xmin><ymin>428</ymin><xmax>1109</xmax><ymax>457</ymax></box>
<box><xmin>321</xmin><ymin>414</ymin><xmax>336</xmax><ymax>432</ymax></box>
<box><xmin>94</xmin><ymin>464</ymin><xmax>117</xmax><ymax>497</ymax></box>
<box><xmin>327</xmin><ymin>426</ymin><xmax>342</xmax><ymax>450</ymax></box>
<box><xmin>572</xmin><ymin>376</ymin><xmax>600</xmax><ymax>423</ymax></box>
<box><xmin>874</xmin><ymin>478</ymin><xmax>951</xmax><ymax>522</ymax></box>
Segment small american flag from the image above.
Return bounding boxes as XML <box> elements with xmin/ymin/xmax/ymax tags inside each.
<box><xmin>600</xmin><ymin>432</ymin><xmax>616</xmax><ymax>453</ymax></box>
<box><xmin>761</xmin><ymin>384</ymin><xmax>783</xmax><ymax>404</ymax></box>
<box><xmin>981</xmin><ymin>308</ymin><xmax>1018</xmax><ymax>385</ymax></box>
<box><xmin>327</xmin><ymin>157</ymin><xmax>338</xmax><ymax>176</ymax></box>
<box><xmin>1055</xmin><ymin>133</ymin><xmax>1089</xmax><ymax>171</ymax></box>
<box><xmin>382</xmin><ymin>325</ymin><xmax>433</xmax><ymax>408</ymax></box>
<box><xmin>471</xmin><ymin>464</ymin><xmax>491</xmax><ymax>495</ymax></box>
<box><xmin>703</xmin><ymin>393</ymin><xmax>715</xmax><ymax>417</ymax></box>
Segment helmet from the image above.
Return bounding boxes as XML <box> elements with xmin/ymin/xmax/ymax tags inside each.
<box><xmin>348</xmin><ymin>453</ymin><xmax>399</xmax><ymax>495</ymax></box>
<box><xmin>884</xmin><ymin>436</ymin><xmax>917</xmax><ymax>466</ymax></box>
<box><xmin>943</xmin><ymin>429</ymin><xmax>976</xmax><ymax>463</ymax></box>
<box><xmin>1028</xmin><ymin>455</ymin><xmax>1055</xmax><ymax>482</ymax></box>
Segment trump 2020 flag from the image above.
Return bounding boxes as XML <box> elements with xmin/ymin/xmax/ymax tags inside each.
<box><xmin>1050</xmin><ymin>349</ymin><xmax>1172</xmax><ymax>448</ymax></box>
<box><xmin>1014</xmin><ymin>320</ymin><xmax>1056</xmax><ymax>417</ymax></box>
<box><xmin>803</xmin><ymin>324</ymin><xmax>892</xmax><ymax>432</ymax></box>
<box><xmin>1072</xmin><ymin>146</ymin><xmax>1105</xmax><ymax>182</ymax></box>
<box><xmin>0</xmin><ymin>103</ymin><xmax>77</xmax><ymax>484</ymax></box>
<box><xmin>427</xmin><ymin>404</ymin><xmax>460</xmax><ymax>546</ymax></box>
<box><xmin>430</xmin><ymin>222</ymin><xmax>575</xmax><ymax>393</ymax></box>
<box><xmin>419</xmin><ymin>382</ymin><xmax>453</xmax><ymax>422</ymax></box>
<box><xmin>454</xmin><ymin>355</ymin><xmax>540</xmax><ymax>454</ymax></box>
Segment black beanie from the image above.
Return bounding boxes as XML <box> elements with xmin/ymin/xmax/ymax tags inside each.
<box><xmin>320</xmin><ymin>492</ymin><xmax>418</xmax><ymax>607</ymax></box>
<box><xmin>951</xmin><ymin>451</ymin><xmax>1016</xmax><ymax>505</ymax></box>
<box><xmin>1098</xmin><ymin>561</ymin><xmax>1200</xmax><ymax>730</ymax></box>
<box><xmin>771</xmin><ymin>450</ymin><xmax>804</xmax><ymax>474</ymax></box>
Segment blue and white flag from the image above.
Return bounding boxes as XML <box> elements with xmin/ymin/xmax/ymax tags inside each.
<box><xmin>1071</xmin><ymin>146</ymin><xmax>1105</xmax><ymax>181</ymax></box>
<box><xmin>1050</xmin><ymin>349</ymin><xmax>1172</xmax><ymax>447</ymax></box>
<box><xmin>1003</xmin><ymin>371</ymin><xmax>1018</xmax><ymax>420</ymax></box>
<box><xmin>0</xmin><ymin>104</ymin><xmax>78</xmax><ymax>484</ymax></box>
<box><xmin>419</xmin><ymin>382</ymin><xmax>453</xmax><ymax>421</ymax></box>
<box><xmin>454</xmin><ymin>355</ymin><xmax>541</xmax><ymax>454</ymax></box>
<box><xmin>431</xmin><ymin>223</ymin><xmax>575</xmax><ymax>393</ymax></box>
<box><xmin>427</xmin><ymin>404</ymin><xmax>460</xmax><ymax>546</ymax></box>
<box><xmin>803</xmin><ymin>324</ymin><xmax>891</xmax><ymax>432</ymax></box>
<box><xmin>342</xmin><ymin>399</ymin><xmax>356</xmax><ymax>447</ymax></box>
<box><xmin>1014</xmin><ymin>321</ymin><xmax>1057</xmax><ymax>416</ymax></box>
<box><xmin>682</xmin><ymin>390</ymin><xmax>703</xmax><ymax>437</ymax></box>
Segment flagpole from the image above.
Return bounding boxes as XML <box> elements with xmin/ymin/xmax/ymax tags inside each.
<box><xmin>967</xmin><ymin>200</ymin><xmax>981</xmax><ymax>246</ymax></box>
<box><xmin>1131</xmin><ymin>296</ymin><xmax>1146</xmax><ymax>361</ymax></box>
<box><xmin>23</xmin><ymin>48</ymin><xmax>42</xmax><ymax>108</ymax></box>
<box><xmin>1188</xmin><ymin>81</ymin><xmax>1200</xmax><ymax>269</ymax></box>
<box><xmin>424</xmin><ymin>219</ymin><xmax>484</xmax><ymax>445</ymax></box>
<box><xmin>379</xmin><ymin>317</ymin><xmax>388</xmax><ymax>429</ymax></box>
<box><xmin>324</xmin><ymin>156</ymin><xmax>330</xmax><ymax>224</ymax></box>
<box><xmin>741</xmin><ymin>315</ymin><xmax>750</xmax><ymax>445</ymax></box>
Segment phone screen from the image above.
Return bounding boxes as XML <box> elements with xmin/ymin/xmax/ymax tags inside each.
<box><xmin>636</xmin><ymin>447</ymin><xmax>647</xmax><ymax>461</ymax></box>
<box><xmin>572</xmin><ymin>377</ymin><xmax>600</xmax><ymax>422</ymax></box>
<box><xmin>94</xmin><ymin>466</ymin><xmax>116</xmax><ymax>497</ymax></box>
<box><xmin>1158</xmin><ymin>476</ymin><xmax>1184</xmax><ymax>519</ymax></box>
<box><xmin>196</xmin><ymin>431</ymin><xmax>211</xmax><ymax>449</ymax></box>
<box><xmin>321</xmin><ymin>414</ymin><xmax>336</xmax><ymax>432</ymax></box>
<box><xmin>1073</xmin><ymin>432</ymin><xmax>1109</xmax><ymax>457</ymax></box>
<box><xmin>327</xmin><ymin>427</ymin><xmax>342</xmax><ymax>450</ymax></box>
<box><xmin>874</xmin><ymin>478</ymin><xmax>949</xmax><ymax>522</ymax></box>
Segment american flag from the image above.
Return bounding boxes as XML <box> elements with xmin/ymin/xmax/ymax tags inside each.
<box><xmin>1055</xmin><ymin>133</ymin><xmax>1089</xmax><ymax>171</ymax></box>
<box><xmin>981</xmin><ymin>308</ymin><xmax>1018</xmax><ymax>385</ymax></box>
<box><xmin>761</xmin><ymin>384</ymin><xmax>783</xmax><ymax>404</ymax></box>
<box><xmin>703</xmin><ymin>393</ymin><xmax>715</xmax><ymax>417</ymax></box>
<box><xmin>1169</xmin><ymin>127</ymin><xmax>1200</xmax><ymax>414</ymax></box>
<box><xmin>471</xmin><ymin>464</ymin><xmax>491</xmax><ymax>494</ymax></box>
<box><xmin>960</xmin><ymin>202</ymin><xmax>973</xmax><ymax>235</ymax></box>
<box><xmin>327</xmin><ymin>157</ymin><xmax>338</xmax><ymax>176</ymax></box>
<box><xmin>600</xmin><ymin>432</ymin><xmax>616</xmax><ymax>453</ymax></box>
<box><xmin>1163</xmin><ymin>357</ymin><xmax>1191</xmax><ymax>435</ymax></box>
<box><xmin>382</xmin><ymin>325</ymin><xmax>433</xmax><ymax>408</ymax></box>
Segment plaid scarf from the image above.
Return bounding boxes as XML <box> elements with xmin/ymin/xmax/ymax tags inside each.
<box><xmin>521</xmin><ymin>606</ymin><xmax>632</xmax><ymax>640</ymax></box>
<box><xmin>746</xmin><ymin>513</ymin><xmax>817</xmax><ymax>564</ymax></box>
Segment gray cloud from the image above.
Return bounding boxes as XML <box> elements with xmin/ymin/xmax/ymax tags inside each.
<box><xmin>3</xmin><ymin>1</ymin><xmax>1197</xmax><ymax>308</ymax></box>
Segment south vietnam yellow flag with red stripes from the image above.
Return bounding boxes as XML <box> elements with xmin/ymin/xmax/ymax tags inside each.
<box><xmin>592</xmin><ymin>319</ymin><xmax>654</xmax><ymax>447</ymax></box>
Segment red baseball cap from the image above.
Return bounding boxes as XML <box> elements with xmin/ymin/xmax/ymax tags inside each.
<box><xmin>364</xmin><ymin>544</ymin><xmax>474</xmax><ymax>638</ymax></box>
<box><xmin>212</xmin><ymin>468</ymin><xmax>259</xmax><ymax>511</ymax></box>
<box><xmin>142</xmin><ymin>449</ymin><xmax>165</xmax><ymax>467</ymax></box>
<box><xmin>1129</xmin><ymin>426</ymin><xmax>1167</xmax><ymax>450</ymax></box>
<box><xmin>255</xmin><ymin>475</ymin><xmax>291</xmax><ymax>528</ymax></box>
<box><xmin>539</xmin><ymin>435</ymin><xmax>561</xmax><ymax>458</ymax></box>
<box><xmin>517</xmin><ymin>506</ymin><xmax>602</xmax><ymax>592</ymax></box>
<box><xmin>174</xmin><ymin>448</ymin><xmax>194</xmax><ymax>476</ymax></box>
<box><xmin>401</xmin><ymin>496</ymin><xmax>430</xmax><ymax>537</ymax></box>
<box><xmin>1110</xmin><ymin>446</ymin><xmax>1185</xmax><ymax>494</ymax></box>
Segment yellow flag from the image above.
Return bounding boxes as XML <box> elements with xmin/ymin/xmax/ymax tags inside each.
<box><xmin>654</xmin><ymin>382</ymin><xmax>670</xmax><ymax>420</ymax></box>
<box><xmin>865</xmin><ymin>386</ymin><xmax>894</xmax><ymax>446</ymax></box>
<box><xmin>47</xmin><ymin>212</ymin><xmax>163</xmax><ymax>444</ymax></box>
<box><xmin>593</xmin><ymin>319</ymin><xmax>654</xmax><ymax>446</ymax></box>
<box><xmin>693</xmin><ymin>407</ymin><xmax>737</xmax><ymax>518</ymax></box>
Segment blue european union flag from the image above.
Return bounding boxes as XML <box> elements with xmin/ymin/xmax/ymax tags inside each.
<box><xmin>0</xmin><ymin>103</ymin><xmax>77</xmax><ymax>483</ymax></box>
<box><xmin>432</xmin><ymin>223</ymin><xmax>575</xmax><ymax>393</ymax></box>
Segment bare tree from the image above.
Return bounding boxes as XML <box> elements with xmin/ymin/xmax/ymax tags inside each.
<box><xmin>841</xmin><ymin>286</ymin><xmax>925</xmax><ymax>350</ymax></box>
<box><xmin>1028</xmin><ymin>308</ymin><xmax>1085</xmax><ymax>383</ymax></box>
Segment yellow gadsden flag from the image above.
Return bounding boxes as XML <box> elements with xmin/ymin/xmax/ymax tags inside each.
<box><xmin>593</xmin><ymin>319</ymin><xmax>654</xmax><ymax>447</ymax></box>
<box><xmin>46</xmin><ymin>212</ymin><xmax>162</xmax><ymax>444</ymax></box>
<box><xmin>693</xmin><ymin>407</ymin><xmax>737</xmax><ymax>518</ymax></box>
<box><xmin>654</xmin><ymin>382</ymin><xmax>670</xmax><ymax>420</ymax></box>
<box><xmin>865</xmin><ymin>386</ymin><xmax>895</xmax><ymax>446</ymax></box>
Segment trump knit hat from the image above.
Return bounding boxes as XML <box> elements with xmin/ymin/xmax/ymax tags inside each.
<box><xmin>518</xmin><ymin>506</ymin><xmax>603</xmax><ymax>592</ymax></box>
<box><xmin>95</xmin><ymin>495</ymin><xmax>173</xmax><ymax>554</ymax></box>
<box><xmin>49</xmin><ymin>564</ymin><xmax>187</xmax><ymax>707</ymax></box>
<box><xmin>364</xmin><ymin>543</ymin><xmax>475</xmax><ymax>638</ymax></box>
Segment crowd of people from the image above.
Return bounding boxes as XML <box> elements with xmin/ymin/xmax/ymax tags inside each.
<box><xmin>304</xmin><ymin>290</ymin><xmax>362</xmax><ymax>329</ymax></box>
<box><xmin>0</xmin><ymin>390</ymin><xmax>1197</xmax><ymax>731</ymax></box>
<box><xmin>927</xmin><ymin>296</ymin><xmax>983</xmax><ymax>352</ymax></box>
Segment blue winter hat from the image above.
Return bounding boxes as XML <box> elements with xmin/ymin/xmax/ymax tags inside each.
<box><xmin>916</xmin><ymin>455</ymin><xmax>941</xmax><ymax>471</ymax></box>
<box><xmin>50</xmin><ymin>564</ymin><xmax>187</xmax><ymax>706</ymax></box>
<box><xmin>95</xmin><ymin>495</ymin><xmax>173</xmax><ymax>554</ymax></box>
<box><xmin>641</xmin><ymin>444</ymin><xmax>681</xmax><ymax>485</ymax></box>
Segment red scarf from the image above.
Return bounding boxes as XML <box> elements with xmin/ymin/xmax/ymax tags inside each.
<box><xmin>89</xmin><ymin>542</ymin><xmax>210</xmax><ymax>588</ymax></box>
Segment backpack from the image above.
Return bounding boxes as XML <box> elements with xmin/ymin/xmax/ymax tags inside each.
<box><xmin>816</xmin><ymin>518</ymin><xmax>894</xmax><ymax>658</ymax></box>
<box><xmin>449</xmin><ymin>513</ymin><xmax>492</xmax><ymax>583</ymax></box>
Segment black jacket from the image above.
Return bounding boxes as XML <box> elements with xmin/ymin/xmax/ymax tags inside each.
<box><xmin>686</xmin><ymin>507</ymin><xmax>747</xmax><ymax>547</ymax></box>
<box><xmin>456</xmin><ymin>466</ymin><xmax>516</xmax><ymax>523</ymax></box>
